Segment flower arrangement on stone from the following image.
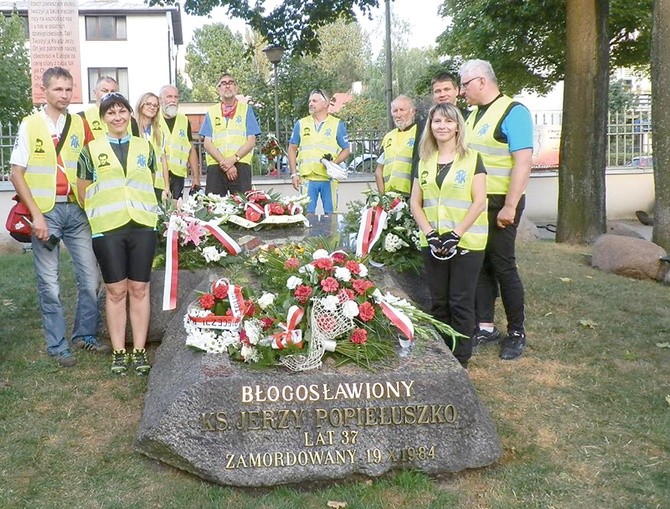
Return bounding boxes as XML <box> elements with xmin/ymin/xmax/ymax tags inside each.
<box><xmin>344</xmin><ymin>190</ymin><xmax>422</xmax><ymax>273</ymax></box>
<box><xmin>219</xmin><ymin>189</ymin><xmax>310</xmax><ymax>229</ymax></box>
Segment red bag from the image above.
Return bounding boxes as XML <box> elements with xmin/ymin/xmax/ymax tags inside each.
<box><xmin>5</xmin><ymin>195</ymin><xmax>32</xmax><ymax>243</ymax></box>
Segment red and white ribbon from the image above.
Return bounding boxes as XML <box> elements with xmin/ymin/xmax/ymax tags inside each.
<box><xmin>245</xmin><ymin>201</ymin><xmax>265</xmax><ymax>218</ymax></box>
<box><xmin>288</xmin><ymin>202</ymin><xmax>303</xmax><ymax>215</ymax></box>
<box><xmin>271</xmin><ymin>305</ymin><xmax>305</xmax><ymax>349</ymax></box>
<box><xmin>377</xmin><ymin>296</ymin><xmax>414</xmax><ymax>341</ymax></box>
<box><xmin>162</xmin><ymin>216</ymin><xmax>241</xmax><ymax>311</ymax></box>
<box><xmin>355</xmin><ymin>205</ymin><xmax>388</xmax><ymax>257</ymax></box>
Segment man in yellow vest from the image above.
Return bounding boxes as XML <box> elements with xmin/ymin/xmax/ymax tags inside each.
<box><xmin>459</xmin><ymin>59</ymin><xmax>534</xmax><ymax>360</ymax></box>
<box><xmin>200</xmin><ymin>73</ymin><xmax>260</xmax><ymax>196</ymax></box>
<box><xmin>9</xmin><ymin>67</ymin><xmax>104</xmax><ymax>368</ymax></box>
<box><xmin>80</xmin><ymin>76</ymin><xmax>137</xmax><ymax>140</ymax></box>
<box><xmin>159</xmin><ymin>84</ymin><xmax>201</xmax><ymax>198</ymax></box>
<box><xmin>288</xmin><ymin>89</ymin><xmax>350</xmax><ymax>215</ymax></box>
<box><xmin>375</xmin><ymin>95</ymin><xmax>417</xmax><ymax>196</ymax></box>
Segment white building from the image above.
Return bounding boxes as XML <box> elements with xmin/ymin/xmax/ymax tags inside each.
<box><xmin>0</xmin><ymin>0</ymin><xmax>182</xmax><ymax>110</ymax></box>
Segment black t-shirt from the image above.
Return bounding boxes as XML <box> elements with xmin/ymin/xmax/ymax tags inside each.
<box><xmin>162</xmin><ymin>115</ymin><xmax>193</xmax><ymax>142</ymax></box>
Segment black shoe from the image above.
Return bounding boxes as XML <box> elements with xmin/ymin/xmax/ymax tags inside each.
<box><xmin>500</xmin><ymin>330</ymin><xmax>526</xmax><ymax>360</ymax></box>
<box><xmin>473</xmin><ymin>328</ymin><xmax>501</xmax><ymax>350</ymax></box>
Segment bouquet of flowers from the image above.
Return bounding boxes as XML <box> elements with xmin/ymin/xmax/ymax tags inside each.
<box><xmin>260</xmin><ymin>133</ymin><xmax>283</xmax><ymax>161</ymax></box>
<box><xmin>219</xmin><ymin>189</ymin><xmax>310</xmax><ymax>229</ymax></box>
<box><xmin>344</xmin><ymin>190</ymin><xmax>422</xmax><ymax>273</ymax></box>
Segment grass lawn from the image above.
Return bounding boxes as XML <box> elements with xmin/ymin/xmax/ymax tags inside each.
<box><xmin>0</xmin><ymin>240</ymin><xmax>668</xmax><ymax>508</ymax></box>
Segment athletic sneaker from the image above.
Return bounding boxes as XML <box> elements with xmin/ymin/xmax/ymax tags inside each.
<box><xmin>131</xmin><ymin>348</ymin><xmax>151</xmax><ymax>375</ymax></box>
<box><xmin>472</xmin><ymin>328</ymin><xmax>502</xmax><ymax>350</ymax></box>
<box><xmin>56</xmin><ymin>349</ymin><xmax>77</xmax><ymax>368</ymax></box>
<box><xmin>72</xmin><ymin>335</ymin><xmax>111</xmax><ymax>354</ymax></box>
<box><xmin>111</xmin><ymin>349</ymin><xmax>129</xmax><ymax>375</ymax></box>
<box><xmin>500</xmin><ymin>330</ymin><xmax>526</xmax><ymax>360</ymax></box>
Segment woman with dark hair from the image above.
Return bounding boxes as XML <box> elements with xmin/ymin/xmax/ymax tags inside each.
<box><xmin>76</xmin><ymin>92</ymin><xmax>159</xmax><ymax>375</ymax></box>
<box><xmin>135</xmin><ymin>92</ymin><xmax>170</xmax><ymax>201</ymax></box>
<box><xmin>409</xmin><ymin>103</ymin><xmax>488</xmax><ymax>369</ymax></box>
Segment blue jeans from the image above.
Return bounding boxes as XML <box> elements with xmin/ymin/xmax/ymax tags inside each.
<box><xmin>305</xmin><ymin>179</ymin><xmax>337</xmax><ymax>214</ymax></box>
<box><xmin>31</xmin><ymin>203</ymin><xmax>100</xmax><ymax>356</ymax></box>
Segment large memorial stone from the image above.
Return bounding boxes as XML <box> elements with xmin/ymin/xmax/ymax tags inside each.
<box><xmin>136</xmin><ymin>289</ymin><xmax>502</xmax><ymax>487</ymax></box>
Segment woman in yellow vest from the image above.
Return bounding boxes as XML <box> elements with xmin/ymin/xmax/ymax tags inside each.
<box><xmin>409</xmin><ymin>103</ymin><xmax>488</xmax><ymax>369</ymax></box>
<box><xmin>76</xmin><ymin>92</ymin><xmax>159</xmax><ymax>376</ymax></box>
<box><xmin>135</xmin><ymin>92</ymin><xmax>171</xmax><ymax>202</ymax></box>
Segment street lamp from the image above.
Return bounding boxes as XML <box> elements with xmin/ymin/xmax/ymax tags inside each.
<box><xmin>263</xmin><ymin>45</ymin><xmax>285</xmax><ymax>141</ymax></box>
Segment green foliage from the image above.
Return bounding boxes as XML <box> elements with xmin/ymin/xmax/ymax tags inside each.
<box><xmin>608</xmin><ymin>79</ymin><xmax>637</xmax><ymax>113</ymax></box>
<box><xmin>176</xmin><ymin>71</ymin><xmax>193</xmax><ymax>102</ymax></box>
<box><xmin>150</xmin><ymin>0</ymin><xmax>382</xmax><ymax>55</ymax></box>
<box><xmin>0</xmin><ymin>13</ymin><xmax>31</xmax><ymax>124</ymax></box>
<box><xmin>438</xmin><ymin>0</ymin><xmax>652</xmax><ymax>95</ymax></box>
<box><xmin>337</xmin><ymin>96</ymin><xmax>387</xmax><ymax>132</ymax></box>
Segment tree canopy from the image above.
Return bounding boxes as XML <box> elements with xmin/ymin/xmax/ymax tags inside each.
<box><xmin>149</xmin><ymin>0</ymin><xmax>382</xmax><ymax>55</ymax></box>
<box><xmin>0</xmin><ymin>13</ymin><xmax>31</xmax><ymax>124</ymax></box>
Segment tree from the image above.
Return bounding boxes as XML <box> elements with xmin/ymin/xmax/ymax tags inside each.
<box><xmin>608</xmin><ymin>79</ymin><xmax>637</xmax><ymax>113</ymax></box>
<box><xmin>555</xmin><ymin>0</ymin><xmax>609</xmax><ymax>244</ymax></box>
<box><xmin>0</xmin><ymin>13</ymin><xmax>31</xmax><ymax>124</ymax></box>
<box><xmin>150</xmin><ymin>0</ymin><xmax>382</xmax><ymax>55</ymax></box>
<box><xmin>651</xmin><ymin>0</ymin><xmax>670</xmax><ymax>249</ymax></box>
<box><xmin>176</xmin><ymin>71</ymin><xmax>193</xmax><ymax>102</ymax></box>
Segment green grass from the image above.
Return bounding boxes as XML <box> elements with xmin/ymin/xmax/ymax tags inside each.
<box><xmin>0</xmin><ymin>241</ymin><xmax>669</xmax><ymax>508</ymax></box>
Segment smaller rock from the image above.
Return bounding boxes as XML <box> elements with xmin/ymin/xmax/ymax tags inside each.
<box><xmin>516</xmin><ymin>216</ymin><xmax>540</xmax><ymax>242</ymax></box>
<box><xmin>606</xmin><ymin>221</ymin><xmax>646</xmax><ymax>240</ymax></box>
<box><xmin>592</xmin><ymin>234</ymin><xmax>667</xmax><ymax>281</ymax></box>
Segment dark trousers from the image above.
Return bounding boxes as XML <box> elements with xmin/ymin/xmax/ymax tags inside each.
<box><xmin>423</xmin><ymin>247</ymin><xmax>485</xmax><ymax>365</ymax></box>
<box><xmin>475</xmin><ymin>197</ymin><xmax>526</xmax><ymax>333</ymax></box>
<box><xmin>206</xmin><ymin>162</ymin><xmax>252</xmax><ymax>196</ymax></box>
<box><xmin>169</xmin><ymin>173</ymin><xmax>185</xmax><ymax>200</ymax></box>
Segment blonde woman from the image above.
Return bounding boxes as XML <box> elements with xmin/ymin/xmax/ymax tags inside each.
<box><xmin>135</xmin><ymin>92</ymin><xmax>170</xmax><ymax>201</ymax></box>
<box><xmin>409</xmin><ymin>103</ymin><xmax>488</xmax><ymax>369</ymax></box>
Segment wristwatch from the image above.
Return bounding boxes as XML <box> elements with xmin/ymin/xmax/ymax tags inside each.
<box><xmin>234</xmin><ymin>153</ymin><xmax>240</xmax><ymax>162</ymax></box>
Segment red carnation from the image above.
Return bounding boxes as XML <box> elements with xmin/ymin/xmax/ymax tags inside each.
<box><xmin>338</xmin><ymin>288</ymin><xmax>355</xmax><ymax>303</ymax></box>
<box><xmin>269</xmin><ymin>203</ymin><xmax>285</xmax><ymax>215</ymax></box>
<box><xmin>320</xmin><ymin>277</ymin><xmax>339</xmax><ymax>293</ymax></box>
<box><xmin>284</xmin><ymin>257</ymin><xmax>300</xmax><ymax>270</ymax></box>
<box><xmin>199</xmin><ymin>293</ymin><xmax>215</xmax><ymax>310</ymax></box>
<box><xmin>213</xmin><ymin>284</ymin><xmax>228</xmax><ymax>300</ymax></box>
<box><xmin>358</xmin><ymin>301</ymin><xmax>375</xmax><ymax>322</ymax></box>
<box><xmin>345</xmin><ymin>260</ymin><xmax>361</xmax><ymax>274</ymax></box>
<box><xmin>351</xmin><ymin>328</ymin><xmax>368</xmax><ymax>344</ymax></box>
<box><xmin>332</xmin><ymin>252</ymin><xmax>348</xmax><ymax>264</ymax></box>
<box><xmin>294</xmin><ymin>284</ymin><xmax>313</xmax><ymax>304</ymax></box>
<box><xmin>352</xmin><ymin>278</ymin><xmax>374</xmax><ymax>295</ymax></box>
<box><xmin>313</xmin><ymin>257</ymin><xmax>334</xmax><ymax>271</ymax></box>
<box><xmin>260</xmin><ymin>317</ymin><xmax>275</xmax><ymax>331</ymax></box>
<box><xmin>245</xmin><ymin>207</ymin><xmax>262</xmax><ymax>222</ymax></box>
<box><xmin>239</xmin><ymin>329</ymin><xmax>250</xmax><ymax>345</ymax></box>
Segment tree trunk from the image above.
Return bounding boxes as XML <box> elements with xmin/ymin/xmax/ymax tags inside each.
<box><xmin>652</xmin><ymin>0</ymin><xmax>670</xmax><ymax>250</ymax></box>
<box><xmin>556</xmin><ymin>0</ymin><xmax>609</xmax><ymax>244</ymax></box>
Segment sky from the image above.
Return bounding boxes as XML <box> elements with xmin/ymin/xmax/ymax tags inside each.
<box><xmin>178</xmin><ymin>0</ymin><xmax>446</xmax><ymax>68</ymax></box>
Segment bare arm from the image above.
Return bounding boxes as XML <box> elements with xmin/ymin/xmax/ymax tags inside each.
<box><xmin>288</xmin><ymin>143</ymin><xmax>300</xmax><ymax>191</ymax></box>
<box><xmin>497</xmin><ymin>148</ymin><xmax>532</xmax><ymax>227</ymax></box>
<box><xmin>332</xmin><ymin>146</ymin><xmax>350</xmax><ymax>166</ymax></box>
<box><xmin>374</xmin><ymin>164</ymin><xmax>385</xmax><ymax>194</ymax></box>
<box><xmin>188</xmin><ymin>143</ymin><xmax>201</xmax><ymax>186</ymax></box>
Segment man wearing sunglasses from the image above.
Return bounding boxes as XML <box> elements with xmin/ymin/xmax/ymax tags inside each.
<box><xmin>459</xmin><ymin>59</ymin><xmax>534</xmax><ymax>361</ymax></box>
<box><xmin>287</xmin><ymin>89</ymin><xmax>350</xmax><ymax>215</ymax></box>
<box><xmin>200</xmin><ymin>73</ymin><xmax>261</xmax><ymax>196</ymax></box>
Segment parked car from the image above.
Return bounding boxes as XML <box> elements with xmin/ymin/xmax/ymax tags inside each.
<box><xmin>348</xmin><ymin>153</ymin><xmax>378</xmax><ymax>173</ymax></box>
<box><xmin>626</xmin><ymin>156</ymin><xmax>653</xmax><ymax>167</ymax></box>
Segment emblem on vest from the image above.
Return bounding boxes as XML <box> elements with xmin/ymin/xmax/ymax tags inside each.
<box><xmin>303</xmin><ymin>127</ymin><xmax>311</xmax><ymax>137</ymax></box>
<box><xmin>324</xmin><ymin>128</ymin><xmax>332</xmax><ymax>137</ymax></box>
<box><xmin>179</xmin><ymin>129</ymin><xmax>186</xmax><ymax>137</ymax></box>
<box><xmin>385</xmin><ymin>139</ymin><xmax>392</xmax><ymax>148</ymax></box>
<box><xmin>98</xmin><ymin>153</ymin><xmax>110</xmax><ymax>167</ymax></box>
<box><xmin>407</xmin><ymin>138</ymin><xmax>415</xmax><ymax>147</ymax></box>
<box><xmin>34</xmin><ymin>138</ymin><xmax>46</xmax><ymax>154</ymax></box>
<box><xmin>136</xmin><ymin>154</ymin><xmax>147</xmax><ymax>167</ymax></box>
<box><xmin>70</xmin><ymin>135</ymin><xmax>80</xmax><ymax>149</ymax></box>
<box><xmin>453</xmin><ymin>169</ymin><xmax>467</xmax><ymax>189</ymax></box>
<box><xmin>214</xmin><ymin>117</ymin><xmax>222</xmax><ymax>127</ymax></box>
<box><xmin>236</xmin><ymin>116</ymin><xmax>243</xmax><ymax>124</ymax></box>
<box><xmin>477</xmin><ymin>123</ymin><xmax>490</xmax><ymax>137</ymax></box>
<box><xmin>420</xmin><ymin>170</ymin><xmax>429</xmax><ymax>187</ymax></box>
<box><xmin>91</xmin><ymin>120</ymin><xmax>102</xmax><ymax>131</ymax></box>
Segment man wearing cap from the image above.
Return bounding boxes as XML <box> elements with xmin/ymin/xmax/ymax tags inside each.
<box><xmin>288</xmin><ymin>89</ymin><xmax>350</xmax><ymax>215</ymax></box>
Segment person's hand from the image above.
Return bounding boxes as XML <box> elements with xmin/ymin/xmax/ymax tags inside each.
<box><xmin>161</xmin><ymin>189</ymin><xmax>172</xmax><ymax>201</ymax></box>
<box><xmin>32</xmin><ymin>213</ymin><xmax>49</xmax><ymax>241</ymax></box>
<box><xmin>497</xmin><ymin>204</ymin><xmax>516</xmax><ymax>228</ymax></box>
<box><xmin>322</xmin><ymin>153</ymin><xmax>333</xmax><ymax>161</ymax></box>
<box><xmin>225</xmin><ymin>165</ymin><xmax>238</xmax><ymax>181</ymax></box>
<box><xmin>219</xmin><ymin>156</ymin><xmax>237</xmax><ymax>171</ymax></box>
<box><xmin>291</xmin><ymin>174</ymin><xmax>301</xmax><ymax>191</ymax></box>
<box><xmin>439</xmin><ymin>231</ymin><xmax>460</xmax><ymax>253</ymax></box>
<box><xmin>190</xmin><ymin>185</ymin><xmax>202</xmax><ymax>195</ymax></box>
<box><xmin>426</xmin><ymin>230</ymin><xmax>444</xmax><ymax>259</ymax></box>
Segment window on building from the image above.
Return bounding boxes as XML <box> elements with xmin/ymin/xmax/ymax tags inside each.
<box><xmin>88</xmin><ymin>68</ymin><xmax>129</xmax><ymax>102</ymax></box>
<box><xmin>85</xmin><ymin>16</ymin><xmax>127</xmax><ymax>40</ymax></box>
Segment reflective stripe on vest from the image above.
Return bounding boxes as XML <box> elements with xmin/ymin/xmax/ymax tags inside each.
<box><xmin>159</xmin><ymin>114</ymin><xmax>191</xmax><ymax>177</ymax></box>
<box><xmin>297</xmin><ymin>115</ymin><xmax>342</xmax><ymax>180</ymax></box>
<box><xmin>205</xmin><ymin>102</ymin><xmax>252</xmax><ymax>166</ymax></box>
<box><xmin>464</xmin><ymin>95</ymin><xmax>515</xmax><ymax>195</ymax></box>
<box><xmin>24</xmin><ymin>113</ymin><xmax>86</xmax><ymax>212</ymax></box>
<box><xmin>418</xmin><ymin>150</ymin><xmax>488</xmax><ymax>251</ymax></box>
<box><xmin>84</xmin><ymin>137</ymin><xmax>158</xmax><ymax>235</ymax></box>
<box><xmin>381</xmin><ymin>125</ymin><xmax>416</xmax><ymax>194</ymax></box>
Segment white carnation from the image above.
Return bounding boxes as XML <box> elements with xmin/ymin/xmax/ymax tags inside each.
<box><xmin>321</xmin><ymin>295</ymin><xmax>340</xmax><ymax>312</ymax></box>
<box><xmin>312</xmin><ymin>249</ymin><xmax>329</xmax><ymax>260</ymax></box>
<box><xmin>358</xmin><ymin>263</ymin><xmax>368</xmax><ymax>277</ymax></box>
<box><xmin>257</xmin><ymin>292</ymin><xmax>276</xmax><ymax>310</ymax></box>
<box><xmin>202</xmin><ymin>246</ymin><xmax>224</xmax><ymax>262</ymax></box>
<box><xmin>286</xmin><ymin>276</ymin><xmax>303</xmax><ymax>290</ymax></box>
<box><xmin>342</xmin><ymin>299</ymin><xmax>360</xmax><ymax>319</ymax></box>
<box><xmin>334</xmin><ymin>267</ymin><xmax>351</xmax><ymax>282</ymax></box>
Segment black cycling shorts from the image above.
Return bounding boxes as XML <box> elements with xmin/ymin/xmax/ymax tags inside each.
<box><xmin>92</xmin><ymin>228</ymin><xmax>157</xmax><ymax>284</ymax></box>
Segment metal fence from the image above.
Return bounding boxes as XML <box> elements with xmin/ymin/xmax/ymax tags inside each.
<box><xmin>0</xmin><ymin>109</ymin><xmax>655</xmax><ymax>181</ymax></box>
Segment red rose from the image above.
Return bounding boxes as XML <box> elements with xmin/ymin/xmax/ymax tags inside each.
<box><xmin>332</xmin><ymin>252</ymin><xmax>348</xmax><ymax>264</ymax></box>
<box><xmin>358</xmin><ymin>301</ymin><xmax>375</xmax><ymax>322</ymax></box>
<box><xmin>284</xmin><ymin>257</ymin><xmax>300</xmax><ymax>270</ymax></box>
<box><xmin>199</xmin><ymin>293</ymin><xmax>215</xmax><ymax>310</ymax></box>
<box><xmin>352</xmin><ymin>278</ymin><xmax>374</xmax><ymax>295</ymax></box>
<box><xmin>260</xmin><ymin>317</ymin><xmax>275</xmax><ymax>331</ymax></box>
<box><xmin>320</xmin><ymin>277</ymin><xmax>339</xmax><ymax>293</ymax></box>
<box><xmin>213</xmin><ymin>284</ymin><xmax>228</xmax><ymax>300</ymax></box>
<box><xmin>351</xmin><ymin>328</ymin><xmax>368</xmax><ymax>344</ymax></box>
<box><xmin>313</xmin><ymin>257</ymin><xmax>334</xmax><ymax>271</ymax></box>
<box><xmin>245</xmin><ymin>208</ymin><xmax>262</xmax><ymax>222</ymax></box>
<box><xmin>269</xmin><ymin>203</ymin><xmax>285</xmax><ymax>215</ymax></box>
<box><xmin>345</xmin><ymin>260</ymin><xmax>361</xmax><ymax>274</ymax></box>
<box><xmin>294</xmin><ymin>284</ymin><xmax>313</xmax><ymax>304</ymax></box>
<box><xmin>338</xmin><ymin>288</ymin><xmax>355</xmax><ymax>303</ymax></box>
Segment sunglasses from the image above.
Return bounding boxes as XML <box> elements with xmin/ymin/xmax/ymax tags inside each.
<box><xmin>310</xmin><ymin>89</ymin><xmax>328</xmax><ymax>101</ymax></box>
<box><xmin>101</xmin><ymin>91</ymin><xmax>126</xmax><ymax>101</ymax></box>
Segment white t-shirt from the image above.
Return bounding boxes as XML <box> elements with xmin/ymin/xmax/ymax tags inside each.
<box><xmin>10</xmin><ymin>108</ymin><xmax>67</xmax><ymax>168</ymax></box>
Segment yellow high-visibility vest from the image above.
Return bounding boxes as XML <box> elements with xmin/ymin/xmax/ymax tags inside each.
<box><xmin>83</xmin><ymin>137</ymin><xmax>158</xmax><ymax>235</ymax></box>
<box><xmin>418</xmin><ymin>150</ymin><xmax>488</xmax><ymax>251</ymax></box>
<box><xmin>204</xmin><ymin>102</ymin><xmax>252</xmax><ymax>166</ymax></box>
<box><xmin>24</xmin><ymin>113</ymin><xmax>86</xmax><ymax>212</ymax></box>
<box><xmin>463</xmin><ymin>95</ymin><xmax>515</xmax><ymax>195</ymax></box>
<box><xmin>381</xmin><ymin>124</ymin><xmax>416</xmax><ymax>195</ymax></box>
<box><xmin>296</xmin><ymin>115</ymin><xmax>342</xmax><ymax>181</ymax></box>
<box><xmin>159</xmin><ymin>113</ymin><xmax>191</xmax><ymax>178</ymax></box>
<box><xmin>83</xmin><ymin>105</ymin><xmax>133</xmax><ymax>140</ymax></box>
<box><xmin>143</xmin><ymin>126</ymin><xmax>165</xmax><ymax>190</ymax></box>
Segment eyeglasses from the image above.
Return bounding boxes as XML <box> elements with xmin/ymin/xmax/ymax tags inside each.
<box><xmin>143</xmin><ymin>102</ymin><xmax>159</xmax><ymax>109</ymax></box>
<box><xmin>460</xmin><ymin>77</ymin><xmax>483</xmax><ymax>88</ymax></box>
<box><xmin>218</xmin><ymin>80</ymin><xmax>236</xmax><ymax>87</ymax></box>
<box><xmin>310</xmin><ymin>89</ymin><xmax>328</xmax><ymax>101</ymax></box>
